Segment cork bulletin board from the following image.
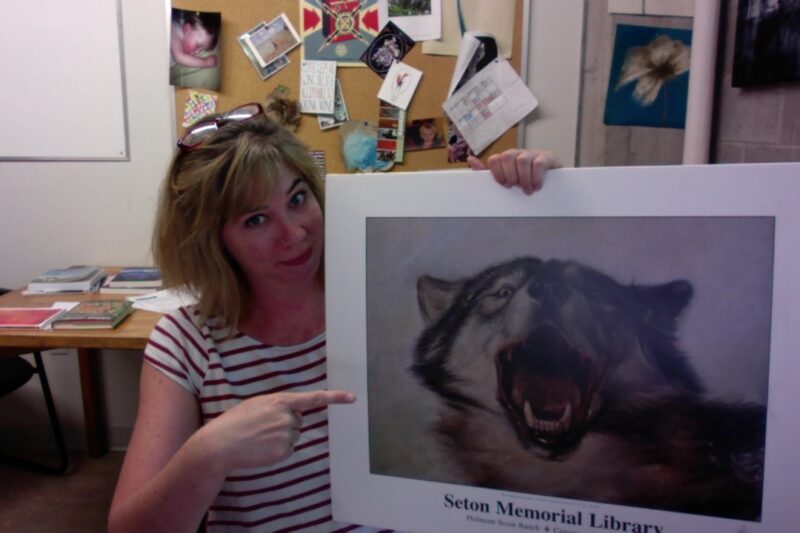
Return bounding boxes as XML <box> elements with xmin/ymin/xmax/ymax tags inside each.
<box><xmin>172</xmin><ymin>0</ymin><xmax>526</xmax><ymax>174</ymax></box>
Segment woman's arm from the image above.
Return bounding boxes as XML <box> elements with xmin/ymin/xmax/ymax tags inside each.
<box><xmin>469</xmin><ymin>148</ymin><xmax>561</xmax><ymax>195</ymax></box>
<box><xmin>108</xmin><ymin>363</ymin><xmax>223</xmax><ymax>533</ymax></box>
<box><xmin>109</xmin><ymin>363</ymin><xmax>357</xmax><ymax>532</ymax></box>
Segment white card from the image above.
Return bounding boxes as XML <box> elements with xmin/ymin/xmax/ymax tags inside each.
<box><xmin>300</xmin><ymin>60</ymin><xmax>337</xmax><ymax>114</ymax></box>
<box><xmin>378</xmin><ymin>61</ymin><xmax>423</xmax><ymax>111</ymax></box>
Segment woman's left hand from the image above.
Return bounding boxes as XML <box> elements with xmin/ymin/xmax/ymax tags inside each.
<box><xmin>468</xmin><ymin>149</ymin><xmax>561</xmax><ymax>195</ymax></box>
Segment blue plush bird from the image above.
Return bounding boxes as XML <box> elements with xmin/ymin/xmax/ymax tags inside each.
<box><xmin>339</xmin><ymin>120</ymin><xmax>393</xmax><ymax>172</ymax></box>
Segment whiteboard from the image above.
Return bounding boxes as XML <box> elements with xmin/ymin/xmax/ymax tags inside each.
<box><xmin>0</xmin><ymin>0</ymin><xmax>129</xmax><ymax>160</ymax></box>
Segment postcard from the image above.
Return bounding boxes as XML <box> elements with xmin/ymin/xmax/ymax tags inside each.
<box><xmin>300</xmin><ymin>60</ymin><xmax>338</xmax><ymax>114</ymax></box>
<box><xmin>325</xmin><ymin>162</ymin><xmax>800</xmax><ymax>532</ymax></box>
<box><xmin>378</xmin><ymin>61</ymin><xmax>422</xmax><ymax>110</ymax></box>
<box><xmin>239</xmin><ymin>14</ymin><xmax>300</xmax><ymax>78</ymax></box>
<box><xmin>360</xmin><ymin>21</ymin><xmax>415</xmax><ymax>78</ymax></box>
<box><xmin>378</xmin><ymin>0</ymin><xmax>441</xmax><ymax>41</ymax></box>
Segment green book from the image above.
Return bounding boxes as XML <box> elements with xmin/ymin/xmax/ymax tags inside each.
<box><xmin>51</xmin><ymin>300</ymin><xmax>134</xmax><ymax>330</ymax></box>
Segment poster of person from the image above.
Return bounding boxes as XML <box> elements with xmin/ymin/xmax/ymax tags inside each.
<box><xmin>170</xmin><ymin>8</ymin><xmax>221</xmax><ymax>91</ymax></box>
<box><xmin>300</xmin><ymin>0</ymin><xmax>381</xmax><ymax>65</ymax></box>
<box><xmin>324</xmin><ymin>162</ymin><xmax>800</xmax><ymax>533</ymax></box>
<box><xmin>732</xmin><ymin>0</ymin><xmax>800</xmax><ymax>87</ymax></box>
<box><xmin>604</xmin><ymin>24</ymin><xmax>692</xmax><ymax>129</ymax></box>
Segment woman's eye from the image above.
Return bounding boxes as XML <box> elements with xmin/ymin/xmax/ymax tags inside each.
<box><xmin>245</xmin><ymin>214</ymin><xmax>268</xmax><ymax>227</ymax></box>
<box><xmin>290</xmin><ymin>190</ymin><xmax>307</xmax><ymax>207</ymax></box>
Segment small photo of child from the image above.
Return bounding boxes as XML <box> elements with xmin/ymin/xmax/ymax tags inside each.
<box><xmin>405</xmin><ymin>117</ymin><xmax>446</xmax><ymax>151</ymax></box>
<box><xmin>170</xmin><ymin>9</ymin><xmax>221</xmax><ymax>91</ymax></box>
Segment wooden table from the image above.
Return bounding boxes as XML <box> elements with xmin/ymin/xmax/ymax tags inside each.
<box><xmin>0</xmin><ymin>273</ymin><xmax>162</xmax><ymax>457</ymax></box>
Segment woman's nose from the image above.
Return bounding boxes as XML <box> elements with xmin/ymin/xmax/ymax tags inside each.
<box><xmin>277</xmin><ymin>219</ymin><xmax>305</xmax><ymax>247</ymax></box>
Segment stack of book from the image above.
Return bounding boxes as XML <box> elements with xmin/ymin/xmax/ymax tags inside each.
<box><xmin>50</xmin><ymin>300</ymin><xmax>134</xmax><ymax>330</ymax></box>
<box><xmin>27</xmin><ymin>266</ymin><xmax>106</xmax><ymax>293</ymax></box>
<box><xmin>100</xmin><ymin>267</ymin><xmax>162</xmax><ymax>295</ymax></box>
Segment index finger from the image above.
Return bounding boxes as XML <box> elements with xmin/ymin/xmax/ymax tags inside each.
<box><xmin>281</xmin><ymin>390</ymin><xmax>357</xmax><ymax>412</ymax></box>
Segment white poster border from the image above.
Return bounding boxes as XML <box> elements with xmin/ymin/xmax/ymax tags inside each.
<box><xmin>325</xmin><ymin>163</ymin><xmax>800</xmax><ymax>533</ymax></box>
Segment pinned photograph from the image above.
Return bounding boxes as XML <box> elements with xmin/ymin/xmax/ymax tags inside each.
<box><xmin>380</xmin><ymin>0</ymin><xmax>441</xmax><ymax>42</ymax></box>
<box><xmin>239</xmin><ymin>14</ymin><xmax>301</xmax><ymax>78</ymax></box>
<box><xmin>604</xmin><ymin>24</ymin><xmax>692</xmax><ymax>129</ymax></box>
<box><xmin>182</xmin><ymin>91</ymin><xmax>218</xmax><ymax>127</ymax></box>
<box><xmin>170</xmin><ymin>8</ymin><xmax>221</xmax><ymax>91</ymax></box>
<box><xmin>360</xmin><ymin>21</ymin><xmax>415</xmax><ymax>78</ymax></box>
<box><xmin>405</xmin><ymin>117</ymin><xmax>445</xmax><ymax>151</ymax></box>
<box><xmin>318</xmin><ymin>80</ymin><xmax>350</xmax><ymax>130</ymax></box>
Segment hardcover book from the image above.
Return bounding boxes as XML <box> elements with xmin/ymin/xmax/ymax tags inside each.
<box><xmin>107</xmin><ymin>267</ymin><xmax>162</xmax><ymax>288</ymax></box>
<box><xmin>28</xmin><ymin>266</ymin><xmax>106</xmax><ymax>293</ymax></box>
<box><xmin>51</xmin><ymin>300</ymin><xmax>134</xmax><ymax>330</ymax></box>
<box><xmin>0</xmin><ymin>307</ymin><xmax>65</xmax><ymax>329</ymax></box>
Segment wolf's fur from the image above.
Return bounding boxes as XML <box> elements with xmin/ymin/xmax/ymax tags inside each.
<box><xmin>413</xmin><ymin>257</ymin><xmax>765</xmax><ymax>519</ymax></box>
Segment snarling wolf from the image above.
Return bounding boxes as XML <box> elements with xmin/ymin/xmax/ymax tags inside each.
<box><xmin>413</xmin><ymin>257</ymin><xmax>766</xmax><ymax>519</ymax></box>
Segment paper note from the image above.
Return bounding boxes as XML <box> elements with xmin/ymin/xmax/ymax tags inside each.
<box><xmin>300</xmin><ymin>60</ymin><xmax>337</xmax><ymax>114</ymax></box>
<box><xmin>442</xmin><ymin>58</ymin><xmax>538</xmax><ymax>155</ymax></box>
<box><xmin>377</xmin><ymin>61</ymin><xmax>422</xmax><ymax>110</ymax></box>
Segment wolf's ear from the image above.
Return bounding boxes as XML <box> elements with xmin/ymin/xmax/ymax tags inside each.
<box><xmin>644</xmin><ymin>279</ymin><xmax>693</xmax><ymax>320</ymax></box>
<box><xmin>417</xmin><ymin>275</ymin><xmax>463</xmax><ymax>324</ymax></box>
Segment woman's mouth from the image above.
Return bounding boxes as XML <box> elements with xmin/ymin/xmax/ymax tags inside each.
<box><xmin>279</xmin><ymin>248</ymin><xmax>313</xmax><ymax>267</ymax></box>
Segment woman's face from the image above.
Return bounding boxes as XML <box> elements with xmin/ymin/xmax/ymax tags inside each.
<box><xmin>221</xmin><ymin>168</ymin><xmax>323</xmax><ymax>292</ymax></box>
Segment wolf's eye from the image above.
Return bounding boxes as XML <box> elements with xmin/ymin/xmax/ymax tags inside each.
<box><xmin>492</xmin><ymin>286</ymin><xmax>514</xmax><ymax>299</ymax></box>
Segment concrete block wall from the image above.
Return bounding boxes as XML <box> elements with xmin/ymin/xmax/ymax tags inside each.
<box><xmin>713</xmin><ymin>0</ymin><xmax>800</xmax><ymax>163</ymax></box>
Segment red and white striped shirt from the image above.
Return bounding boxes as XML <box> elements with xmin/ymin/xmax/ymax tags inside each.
<box><xmin>144</xmin><ymin>306</ymin><xmax>385</xmax><ymax>532</ymax></box>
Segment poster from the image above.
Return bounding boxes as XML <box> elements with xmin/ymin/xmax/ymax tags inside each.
<box><xmin>325</xmin><ymin>163</ymin><xmax>800</xmax><ymax>532</ymax></box>
<box><xmin>300</xmin><ymin>0</ymin><xmax>381</xmax><ymax>65</ymax></box>
<box><xmin>604</xmin><ymin>24</ymin><xmax>692</xmax><ymax>129</ymax></box>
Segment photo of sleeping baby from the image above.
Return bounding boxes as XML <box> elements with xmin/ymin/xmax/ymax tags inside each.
<box><xmin>170</xmin><ymin>8</ymin><xmax>221</xmax><ymax>91</ymax></box>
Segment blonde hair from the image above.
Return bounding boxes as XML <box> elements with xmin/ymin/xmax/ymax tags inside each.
<box><xmin>153</xmin><ymin>115</ymin><xmax>324</xmax><ymax>330</ymax></box>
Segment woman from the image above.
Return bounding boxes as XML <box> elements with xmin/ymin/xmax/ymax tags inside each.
<box><xmin>108</xmin><ymin>103</ymin><xmax>558</xmax><ymax>532</ymax></box>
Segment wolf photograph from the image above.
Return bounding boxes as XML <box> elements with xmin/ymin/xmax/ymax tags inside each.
<box><xmin>366</xmin><ymin>216</ymin><xmax>773</xmax><ymax>522</ymax></box>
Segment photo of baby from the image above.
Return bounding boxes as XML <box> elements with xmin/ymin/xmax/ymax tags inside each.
<box><xmin>405</xmin><ymin>117</ymin><xmax>445</xmax><ymax>151</ymax></box>
<box><xmin>170</xmin><ymin>9</ymin><xmax>221</xmax><ymax>91</ymax></box>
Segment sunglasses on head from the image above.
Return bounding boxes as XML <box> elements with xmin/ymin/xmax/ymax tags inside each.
<box><xmin>177</xmin><ymin>102</ymin><xmax>264</xmax><ymax>151</ymax></box>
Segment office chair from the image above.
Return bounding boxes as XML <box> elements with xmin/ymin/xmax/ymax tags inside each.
<box><xmin>0</xmin><ymin>288</ymin><xmax>69</xmax><ymax>475</ymax></box>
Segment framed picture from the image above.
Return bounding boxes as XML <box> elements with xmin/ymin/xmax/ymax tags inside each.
<box><xmin>604</xmin><ymin>24</ymin><xmax>692</xmax><ymax>129</ymax></box>
<box><xmin>325</xmin><ymin>162</ymin><xmax>800</xmax><ymax>532</ymax></box>
<box><xmin>732</xmin><ymin>0</ymin><xmax>800</xmax><ymax>87</ymax></box>
<box><xmin>238</xmin><ymin>14</ymin><xmax>300</xmax><ymax>79</ymax></box>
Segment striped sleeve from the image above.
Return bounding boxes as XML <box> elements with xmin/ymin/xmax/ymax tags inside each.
<box><xmin>143</xmin><ymin>306</ymin><xmax>210</xmax><ymax>395</ymax></box>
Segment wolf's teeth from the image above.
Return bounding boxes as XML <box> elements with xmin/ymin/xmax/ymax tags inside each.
<box><xmin>524</xmin><ymin>401</ymin><xmax>535</xmax><ymax>427</ymax></box>
<box><xmin>560</xmin><ymin>404</ymin><xmax>572</xmax><ymax>427</ymax></box>
<box><xmin>522</xmin><ymin>402</ymin><xmax>571</xmax><ymax>434</ymax></box>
